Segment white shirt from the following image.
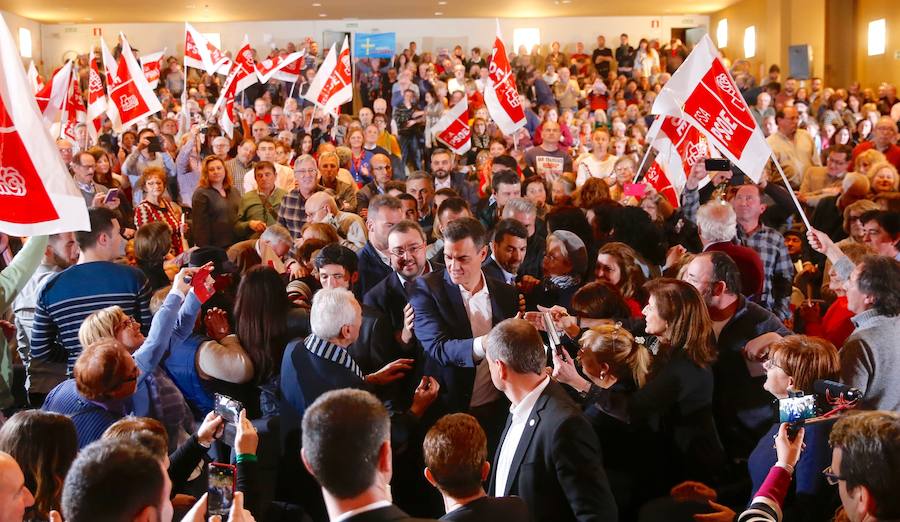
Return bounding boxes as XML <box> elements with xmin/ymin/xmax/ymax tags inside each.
<box><xmin>461</xmin><ymin>272</ymin><xmax>499</xmax><ymax>407</ymax></box>
<box><xmin>243</xmin><ymin>163</ymin><xmax>295</xmax><ymax>193</ymax></box>
<box><xmin>494</xmin><ymin>376</ymin><xmax>551</xmax><ymax>496</ymax></box>
<box><xmin>434</xmin><ymin>175</ymin><xmax>453</xmax><ymax>191</ymax></box>
<box><xmin>332</xmin><ymin>500</ymin><xmax>393</xmax><ymax>522</ymax></box>
<box><xmin>575</xmin><ymin>153</ymin><xmax>618</xmax><ymax>186</ymax></box>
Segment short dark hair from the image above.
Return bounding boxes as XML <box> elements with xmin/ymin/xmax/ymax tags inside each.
<box><xmin>443</xmin><ymin>217</ymin><xmax>486</xmax><ymax>250</ymax></box>
<box><xmin>76</xmin><ymin>207</ymin><xmax>118</xmax><ymax>250</ymax></box>
<box><xmin>492</xmin><ymin>218</ymin><xmax>528</xmax><ymax>244</ymax></box>
<box><xmin>389</xmin><ymin>220</ymin><xmax>426</xmax><ymax>242</ymax></box>
<box><xmin>491</xmin><ymin>170</ymin><xmax>520</xmax><ymax>192</ymax></box>
<box><xmin>61</xmin><ymin>439</ymin><xmax>164</xmax><ymax>522</ymax></box>
<box><xmin>704</xmin><ymin>251</ymin><xmax>743</xmax><ymax>295</ymax></box>
<box><xmin>302</xmin><ymin>389</ymin><xmax>390</xmax><ymax>499</ymax></box>
<box><xmin>485</xmin><ymin>318</ymin><xmax>546</xmax><ymax>374</ymax></box>
<box><xmin>423</xmin><ymin>413</ymin><xmax>487</xmax><ymax>498</ymax></box>
<box><xmin>436</xmin><ymin>196</ymin><xmax>470</xmax><ymax>220</ymax></box>
<box><xmin>855</xmin><ymin>255</ymin><xmax>900</xmax><ymax>316</ymax></box>
<box><xmin>825</xmin><ymin>143</ymin><xmax>853</xmax><ymax>161</ymax></box>
<box><xmin>434</xmin><ymin>187</ymin><xmax>460</xmax><ymax>200</ymax></box>
<box><xmin>492</xmin><ymin>155</ymin><xmax>518</xmax><ymax>172</ymax></box>
<box><xmin>431</xmin><ymin>148</ymin><xmax>453</xmax><ymax>161</ymax></box>
<box><xmin>397</xmin><ymin>192</ymin><xmax>417</xmax><ymax>206</ymax></box>
<box><xmin>829</xmin><ymin>411</ymin><xmax>900</xmax><ymax>520</ymax></box>
<box><xmin>368</xmin><ymin>194</ymin><xmax>402</xmax><ymax>219</ymax></box>
<box><xmin>254</xmin><ymin>160</ymin><xmax>277</xmax><ymax>176</ymax></box>
<box><xmin>859</xmin><ymin>210</ymin><xmax>900</xmax><ymax>237</ymax></box>
<box><xmin>314</xmin><ymin>243</ymin><xmax>358</xmax><ymax>275</ymax></box>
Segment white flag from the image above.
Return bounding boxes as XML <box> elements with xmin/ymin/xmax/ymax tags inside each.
<box><xmin>302</xmin><ymin>37</ymin><xmax>352</xmax><ymax>115</ymax></box>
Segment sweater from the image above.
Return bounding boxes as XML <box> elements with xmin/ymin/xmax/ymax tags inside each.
<box><xmin>841</xmin><ymin>309</ymin><xmax>900</xmax><ymax>412</ymax></box>
<box><xmin>191</xmin><ymin>186</ymin><xmax>241</xmax><ymax>248</ymax></box>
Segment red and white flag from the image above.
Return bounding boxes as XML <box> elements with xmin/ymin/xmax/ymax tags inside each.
<box><xmin>210</xmin><ymin>65</ymin><xmax>239</xmax><ymax>138</ymax></box>
<box><xmin>271</xmin><ymin>53</ymin><xmax>304</xmax><ymax>83</ymax></box>
<box><xmin>140</xmin><ymin>49</ymin><xmax>166</xmax><ymax>89</ymax></box>
<box><xmin>484</xmin><ymin>21</ymin><xmax>526</xmax><ymax>136</ymax></box>
<box><xmin>652</xmin><ymin>34</ymin><xmax>770</xmax><ymax>182</ymax></box>
<box><xmin>27</xmin><ymin>61</ymin><xmax>43</xmax><ymax>94</ymax></box>
<box><xmin>103</xmin><ymin>33</ymin><xmax>162</xmax><ymax>132</ymax></box>
<box><xmin>645</xmin><ymin>115</ymin><xmax>711</xmax><ymax>199</ymax></box>
<box><xmin>0</xmin><ymin>14</ymin><xmax>90</xmax><ymax>235</ymax></box>
<box><xmin>59</xmin><ymin>72</ymin><xmax>87</xmax><ymax>142</ymax></box>
<box><xmin>302</xmin><ymin>37</ymin><xmax>351</xmax><ymax>115</ymax></box>
<box><xmin>431</xmin><ymin>96</ymin><xmax>471</xmax><ymax>155</ymax></box>
<box><xmin>232</xmin><ymin>36</ymin><xmax>259</xmax><ymax>94</ymax></box>
<box><xmin>256</xmin><ymin>50</ymin><xmax>305</xmax><ymax>84</ymax></box>
<box><xmin>184</xmin><ymin>23</ymin><xmax>229</xmax><ymax>75</ymax></box>
<box><xmin>87</xmin><ymin>49</ymin><xmax>107</xmax><ymax>140</ymax></box>
<box><xmin>34</xmin><ymin>61</ymin><xmax>73</xmax><ymax>125</ymax></box>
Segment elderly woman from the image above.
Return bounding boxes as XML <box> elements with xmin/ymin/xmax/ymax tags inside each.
<box><xmin>594</xmin><ymin>242</ymin><xmax>648</xmax><ymax>317</ymax></box>
<box><xmin>527</xmin><ymin>230</ymin><xmax>588</xmax><ymax>310</ymax></box>
<box><xmin>134</xmin><ymin>166</ymin><xmax>185</xmax><ymax>255</ymax></box>
<box><xmin>609</xmin><ymin>155</ymin><xmax>637</xmax><ymax>202</ymax></box>
<box><xmin>867</xmin><ymin>161</ymin><xmax>900</xmax><ymax>195</ymax></box>
<box><xmin>192</xmin><ymin>156</ymin><xmax>241</xmax><ymax>248</ymax></box>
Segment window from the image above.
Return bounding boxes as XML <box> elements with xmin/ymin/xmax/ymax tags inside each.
<box><xmin>18</xmin><ymin>27</ymin><xmax>32</xmax><ymax>58</ymax></box>
<box><xmin>868</xmin><ymin>19</ymin><xmax>886</xmax><ymax>56</ymax></box>
<box><xmin>716</xmin><ymin>19</ymin><xmax>728</xmax><ymax>49</ymax></box>
<box><xmin>513</xmin><ymin>28</ymin><xmax>541</xmax><ymax>54</ymax></box>
<box><xmin>744</xmin><ymin>26</ymin><xmax>756</xmax><ymax>59</ymax></box>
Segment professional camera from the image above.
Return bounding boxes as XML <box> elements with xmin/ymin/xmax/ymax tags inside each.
<box><xmin>775</xmin><ymin>380</ymin><xmax>862</xmax><ymax>439</ymax></box>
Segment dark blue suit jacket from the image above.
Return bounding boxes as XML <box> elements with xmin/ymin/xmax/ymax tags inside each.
<box><xmin>358</xmin><ymin>241</ymin><xmax>394</xmax><ymax>298</ymax></box>
<box><xmin>409</xmin><ymin>269</ymin><xmax>518</xmax><ymax>413</ymax></box>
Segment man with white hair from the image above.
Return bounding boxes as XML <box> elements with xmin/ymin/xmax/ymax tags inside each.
<box><xmin>304</xmin><ymin>191</ymin><xmax>368</xmax><ymax>252</ymax></box>
<box><xmin>226</xmin><ymin>224</ymin><xmax>299</xmax><ymax>277</ymax></box>
<box><xmin>852</xmin><ymin>116</ymin><xmax>900</xmax><ymax>170</ymax></box>
<box><xmin>211</xmin><ymin>136</ymin><xmax>231</xmax><ymax>161</ymax></box>
<box><xmin>692</xmin><ymin>200</ymin><xmax>765</xmax><ymax>300</ymax></box>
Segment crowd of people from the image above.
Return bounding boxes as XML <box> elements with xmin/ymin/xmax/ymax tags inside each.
<box><xmin>0</xmin><ymin>29</ymin><xmax>899</xmax><ymax>522</ymax></box>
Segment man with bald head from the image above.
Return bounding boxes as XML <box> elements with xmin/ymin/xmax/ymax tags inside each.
<box><xmin>357</xmin><ymin>153</ymin><xmax>394</xmax><ymax>211</ymax></box>
<box><xmin>305</xmin><ymin>191</ymin><xmax>368</xmax><ymax>251</ymax></box>
<box><xmin>852</xmin><ymin>116</ymin><xmax>900</xmax><ymax>170</ymax></box>
<box><xmin>524</xmin><ymin>121</ymin><xmax>572</xmax><ymax>184</ymax></box>
<box><xmin>0</xmin><ymin>452</ymin><xmax>35</xmax><ymax>522</ymax></box>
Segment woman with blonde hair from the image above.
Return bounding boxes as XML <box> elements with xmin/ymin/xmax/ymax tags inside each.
<box><xmin>191</xmin><ymin>156</ymin><xmax>241</xmax><ymax>248</ymax></box>
<box><xmin>867</xmin><ymin>161</ymin><xmax>899</xmax><ymax>195</ymax></box>
<box><xmin>853</xmin><ymin>148</ymin><xmax>885</xmax><ymax>177</ymax></box>
<box><xmin>554</xmin><ymin>323</ymin><xmax>653</xmax><ymax>391</ymax></box>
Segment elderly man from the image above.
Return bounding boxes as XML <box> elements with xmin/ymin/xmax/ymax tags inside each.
<box><xmin>234</xmin><ymin>161</ymin><xmax>286</xmax><ymax>241</ymax></box>
<box><xmin>243</xmin><ymin>137</ymin><xmax>295</xmax><ymax>193</ymax></box>
<box><xmin>227</xmin><ymin>224</ymin><xmax>297</xmax><ymax>276</ymax></box>
<box><xmin>317</xmin><ymin>151</ymin><xmax>358</xmax><ymax>212</ymax></box>
<box><xmin>56</xmin><ymin>138</ymin><xmax>74</xmax><ymax>166</ymax></box>
<box><xmin>277</xmin><ymin>154</ymin><xmax>325</xmax><ymax>245</ymax></box>
<box><xmin>860</xmin><ymin>210</ymin><xmax>900</xmax><ymax>259</ymax></box>
<box><xmin>524</xmin><ymin>121</ymin><xmax>573</xmax><ymax>185</ymax></box>
<box><xmin>852</xmin><ymin>116</ymin><xmax>900</xmax><ymax>170</ymax></box>
<box><xmin>305</xmin><ymin>191</ymin><xmax>368</xmax><ymax>252</ymax></box>
<box><xmin>358</xmin><ymin>153</ymin><xmax>395</xmax><ymax>211</ymax></box>
<box><xmin>357</xmin><ymin>195</ymin><xmax>405</xmax><ymax>296</ymax></box>
<box><xmin>71</xmin><ymin>151</ymin><xmax>112</xmax><ymax>208</ymax></box>
<box><xmin>211</xmin><ymin>135</ymin><xmax>231</xmax><ymax>161</ymax></box>
<box><xmin>766</xmin><ymin>107</ymin><xmax>820</xmax><ymax>189</ymax></box>
<box><xmin>750</xmin><ymin>92</ymin><xmax>775</xmax><ymax>131</ymax></box>
<box><xmin>251</xmin><ymin>119</ymin><xmax>270</xmax><ymax>141</ymax></box>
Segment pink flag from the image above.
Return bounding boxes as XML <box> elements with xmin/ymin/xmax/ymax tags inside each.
<box><xmin>652</xmin><ymin>34</ymin><xmax>770</xmax><ymax>182</ymax></box>
<box><xmin>140</xmin><ymin>49</ymin><xmax>166</xmax><ymax>89</ymax></box>
<box><xmin>302</xmin><ymin>37</ymin><xmax>351</xmax><ymax>115</ymax></box>
<box><xmin>103</xmin><ymin>33</ymin><xmax>162</xmax><ymax>131</ymax></box>
<box><xmin>210</xmin><ymin>65</ymin><xmax>239</xmax><ymax>138</ymax></box>
<box><xmin>0</xmin><ymin>14</ymin><xmax>90</xmax><ymax>235</ymax></box>
<box><xmin>645</xmin><ymin>114</ymin><xmax>711</xmax><ymax>196</ymax></box>
<box><xmin>431</xmin><ymin>96</ymin><xmax>471</xmax><ymax>155</ymax></box>
<box><xmin>256</xmin><ymin>50</ymin><xmax>305</xmax><ymax>84</ymax></box>
<box><xmin>184</xmin><ymin>23</ymin><xmax>229</xmax><ymax>75</ymax></box>
<box><xmin>34</xmin><ymin>61</ymin><xmax>73</xmax><ymax>125</ymax></box>
<box><xmin>484</xmin><ymin>21</ymin><xmax>526</xmax><ymax>136</ymax></box>
<box><xmin>87</xmin><ymin>49</ymin><xmax>107</xmax><ymax>140</ymax></box>
<box><xmin>232</xmin><ymin>36</ymin><xmax>259</xmax><ymax>94</ymax></box>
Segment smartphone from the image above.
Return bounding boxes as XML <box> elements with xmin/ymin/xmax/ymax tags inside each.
<box><xmin>543</xmin><ymin>312</ymin><xmax>564</xmax><ymax>360</ymax></box>
<box><xmin>147</xmin><ymin>135</ymin><xmax>163</xmax><ymax>153</ymax></box>
<box><xmin>191</xmin><ymin>265</ymin><xmax>216</xmax><ymax>304</ymax></box>
<box><xmin>623</xmin><ymin>182</ymin><xmax>647</xmax><ymax>198</ymax></box>
<box><xmin>214</xmin><ymin>393</ymin><xmax>243</xmax><ymax>446</ymax></box>
<box><xmin>704</xmin><ymin>158</ymin><xmax>732</xmax><ymax>172</ymax></box>
<box><xmin>103</xmin><ymin>188</ymin><xmax>119</xmax><ymax>204</ymax></box>
<box><xmin>207</xmin><ymin>462</ymin><xmax>236</xmax><ymax>517</ymax></box>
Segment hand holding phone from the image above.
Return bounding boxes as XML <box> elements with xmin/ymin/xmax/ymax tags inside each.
<box><xmin>103</xmin><ymin>188</ymin><xmax>119</xmax><ymax>205</ymax></box>
<box><xmin>207</xmin><ymin>462</ymin><xmax>236</xmax><ymax>517</ymax></box>
<box><xmin>214</xmin><ymin>393</ymin><xmax>243</xmax><ymax>446</ymax></box>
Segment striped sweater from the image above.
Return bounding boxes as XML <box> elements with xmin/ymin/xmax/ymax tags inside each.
<box><xmin>31</xmin><ymin>261</ymin><xmax>152</xmax><ymax>377</ymax></box>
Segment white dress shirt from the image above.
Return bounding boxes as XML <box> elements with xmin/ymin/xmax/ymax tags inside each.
<box><xmin>494</xmin><ymin>376</ymin><xmax>551</xmax><ymax>496</ymax></box>
<box><xmin>461</xmin><ymin>271</ymin><xmax>499</xmax><ymax>408</ymax></box>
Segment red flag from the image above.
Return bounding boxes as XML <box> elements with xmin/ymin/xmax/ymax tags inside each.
<box><xmin>60</xmin><ymin>72</ymin><xmax>87</xmax><ymax>142</ymax></box>
<box><xmin>210</xmin><ymin>65</ymin><xmax>239</xmax><ymax>138</ymax></box>
<box><xmin>256</xmin><ymin>50</ymin><xmax>305</xmax><ymax>84</ymax></box>
<box><xmin>34</xmin><ymin>61</ymin><xmax>73</xmax><ymax>125</ymax></box>
<box><xmin>652</xmin><ymin>35</ymin><xmax>770</xmax><ymax>182</ymax></box>
<box><xmin>484</xmin><ymin>21</ymin><xmax>525</xmax><ymax>136</ymax></box>
<box><xmin>184</xmin><ymin>23</ymin><xmax>229</xmax><ymax>75</ymax></box>
<box><xmin>643</xmin><ymin>161</ymin><xmax>680</xmax><ymax>208</ymax></box>
<box><xmin>0</xmin><ymin>13</ymin><xmax>90</xmax><ymax>234</ymax></box>
<box><xmin>302</xmin><ymin>37</ymin><xmax>351</xmax><ymax>115</ymax></box>
<box><xmin>103</xmin><ymin>33</ymin><xmax>162</xmax><ymax>131</ymax></box>
<box><xmin>232</xmin><ymin>36</ymin><xmax>259</xmax><ymax>94</ymax></box>
<box><xmin>87</xmin><ymin>49</ymin><xmax>107</xmax><ymax>140</ymax></box>
<box><xmin>645</xmin><ymin>115</ymin><xmax>711</xmax><ymax>195</ymax></box>
<box><xmin>431</xmin><ymin>96</ymin><xmax>471</xmax><ymax>155</ymax></box>
<box><xmin>140</xmin><ymin>49</ymin><xmax>166</xmax><ymax>89</ymax></box>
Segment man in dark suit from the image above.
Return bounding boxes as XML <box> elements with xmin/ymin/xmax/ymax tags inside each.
<box><xmin>423</xmin><ymin>413</ymin><xmax>530</xmax><ymax>521</ymax></box>
<box><xmin>358</xmin><ymin>194</ymin><xmax>405</xmax><ymax>297</ymax></box>
<box><xmin>409</xmin><ymin>217</ymin><xmax>518</xmax><ymax>453</ymax></box>
<box><xmin>302</xmin><ymin>389</ymin><xmax>438</xmax><ymax>522</ymax></box>
<box><xmin>482</xmin><ymin>219</ymin><xmax>529</xmax><ymax>286</ymax></box>
<box><xmin>486</xmin><ymin>318</ymin><xmax>618</xmax><ymax>522</ymax></box>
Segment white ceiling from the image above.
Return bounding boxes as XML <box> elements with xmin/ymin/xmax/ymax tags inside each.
<box><xmin>6</xmin><ymin>0</ymin><xmax>737</xmax><ymax>24</ymax></box>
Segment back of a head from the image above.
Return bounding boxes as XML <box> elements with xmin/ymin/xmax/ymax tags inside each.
<box><xmin>301</xmin><ymin>389</ymin><xmax>390</xmax><ymax>499</ymax></box>
<box><xmin>102</xmin><ymin>417</ymin><xmax>169</xmax><ymax>462</ymax></box>
<box><xmin>703</xmin><ymin>251</ymin><xmax>743</xmax><ymax>296</ymax></box>
<box><xmin>856</xmin><ymin>255</ymin><xmax>900</xmax><ymax>316</ymax></box>
<box><xmin>696</xmin><ymin>201</ymin><xmax>737</xmax><ymax>243</ymax></box>
<box><xmin>484</xmin><ymin>318</ymin><xmax>546</xmax><ymax>375</ymax></box>
<box><xmin>829</xmin><ymin>411</ymin><xmax>900</xmax><ymax>520</ymax></box>
<box><xmin>76</xmin><ymin>207</ymin><xmax>117</xmax><ymax>251</ymax></box>
<box><xmin>73</xmin><ymin>338</ymin><xmax>129</xmax><ymax>401</ymax></box>
<box><xmin>62</xmin><ymin>439</ymin><xmax>164</xmax><ymax>522</ymax></box>
<box><xmin>310</xmin><ymin>287</ymin><xmax>358</xmax><ymax>340</ymax></box>
<box><xmin>571</xmin><ymin>281</ymin><xmax>632</xmax><ymax>320</ymax></box>
<box><xmin>134</xmin><ymin>221</ymin><xmax>172</xmax><ymax>264</ymax></box>
<box><xmin>423</xmin><ymin>413</ymin><xmax>487</xmax><ymax>498</ymax></box>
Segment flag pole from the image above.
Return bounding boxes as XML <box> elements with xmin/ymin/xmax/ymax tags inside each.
<box><xmin>288</xmin><ymin>80</ymin><xmax>296</xmax><ymax>100</ymax></box>
<box><xmin>632</xmin><ymin>142</ymin><xmax>654</xmax><ymax>184</ymax></box>
<box><xmin>307</xmin><ymin>105</ymin><xmax>316</xmax><ymax>133</ymax></box>
<box><xmin>770</xmin><ymin>154</ymin><xmax>812</xmax><ymax>230</ymax></box>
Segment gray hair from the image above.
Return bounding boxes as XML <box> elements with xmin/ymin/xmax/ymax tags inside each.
<box><xmin>294</xmin><ymin>154</ymin><xmax>317</xmax><ymax>170</ymax></box>
<box><xmin>260</xmin><ymin>224</ymin><xmax>292</xmax><ymax>246</ymax></box>
<box><xmin>212</xmin><ymin>136</ymin><xmax>231</xmax><ymax>147</ymax></box>
<box><xmin>484</xmin><ymin>318</ymin><xmax>546</xmax><ymax>375</ymax></box>
<box><xmin>310</xmin><ymin>288</ymin><xmax>360</xmax><ymax>340</ymax></box>
<box><xmin>696</xmin><ymin>201</ymin><xmax>737</xmax><ymax>243</ymax></box>
<box><xmin>501</xmin><ymin>197</ymin><xmax>537</xmax><ymax>219</ymax></box>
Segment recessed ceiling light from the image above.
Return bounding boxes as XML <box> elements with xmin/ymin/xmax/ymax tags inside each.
<box><xmin>319</xmin><ymin>13</ymin><xmax>327</xmax><ymax>16</ymax></box>
<box><xmin>434</xmin><ymin>11</ymin><xmax>443</xmax><ymax>15</ymax></box>
<box><xmin>437</xmin><ymin>1</ymin><xmax>447</xmax><ymax>4</ymax></box>
<box><xmin>561</xmin><ymin>0</ymin><xmax>571</xmax><ymax>3</ymax></box>
<box><xmin>312</xmin><ymin>2</ymin><xmax>321</xmax><ymax>5</ymax></box>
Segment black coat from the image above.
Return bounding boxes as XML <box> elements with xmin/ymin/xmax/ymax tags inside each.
<box><xmin>440</xmin><ymin>496</ymin><xmax>530</xmax><ymax>521</ymax></box>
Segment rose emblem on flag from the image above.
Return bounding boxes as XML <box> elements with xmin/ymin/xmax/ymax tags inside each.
<box><xmin>0</xmin><ymin>166</ymin><xmax>27</xmax><ymax>197</ymax></box>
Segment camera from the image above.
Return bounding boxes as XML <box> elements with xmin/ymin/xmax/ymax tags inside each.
<box><xmin>775</xmin><ymin>380</ymin><xmax>862</xmax><ymax>439</ymax></box>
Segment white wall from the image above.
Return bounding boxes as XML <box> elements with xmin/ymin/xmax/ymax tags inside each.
<box><xmin>38</xmin><ymin>14</ymin><xmax>708</xmax><ymax>72</ymax></box>
<box><xmin>1</xmin><ymin>10</ymin><xmax>42</xmax><ymax>67</ymax></box>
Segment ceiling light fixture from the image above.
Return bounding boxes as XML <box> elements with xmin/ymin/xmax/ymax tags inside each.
<box><xmin>319</xmin><ymin>13</ymin><xmax>327</xmax><ymax>16</ymax></box>
<box><xmin>434</xmin><ymin>11</ymin><xmax>443</xmax><ymax>15</ymax></box>
<box><xmin>437</xmin><ymin>1</ymin><xmax>447</xmax><ymax>4</ymax></box>
<box><xmin>312</xmin><ymin>2</ymin><xmax>321</xmax><ymax>5</ymax></box>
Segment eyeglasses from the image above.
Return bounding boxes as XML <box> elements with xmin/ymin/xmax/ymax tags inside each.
<box><xmin>822</xmin><ymin>466</ymin><xmax>846</xmax><ymax>486</ymax></box>
<box><xmin>372</xmin><ymin>165</ymin><xmax>391</xmax><ymax>171</ymax></box>
<box><xmin>762</xmin><ymin>358</ymin><xmax>784</xmax><ymax>371</ymax></box>
<box><xmin>390</xmin><ymin>243</ymin><xmax>425</xmax><ymax>258</ymax></box>
<box><xmin>295</xmin><ymin>168</ymin><xmax>318</xmax><ymax>175</ymax></box>
<box><xmin>116</xmin><ymin>316</ymin><xmax>140</xmax><ymax>333</ymax></box>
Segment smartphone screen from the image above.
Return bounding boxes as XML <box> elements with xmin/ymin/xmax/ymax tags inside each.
<box><xmin>207</xmin><ymin>463</ymin><xmax>236</xmax><ymax>517</ymax></box>
<box><xmin>778</xmin><ymin>394</ymin><xmax>818</xmax><ymax>423</ymax></box>
<box><xmin>214</xmin><ymin>393</ymin><xmax>243</xmax><ymax>446</ymax></box>
<box><xmin>103</xmin><ymin>188</ymin><xmax>119</xmax><ymax>204</ymax></box>
<box><xmin>147</xmin><ymin>136</ymin><xmax>163</xmax><ymax>153</ymax></box>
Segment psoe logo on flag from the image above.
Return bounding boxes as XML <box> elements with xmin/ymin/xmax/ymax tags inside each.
<box><xmin>120</xmin><ymin>94</ymin><xmax>139</xmax><ymax>112</ymax></box>
<box><xmin>0</xmin><ymin>166</ymin><xmax>27</xmax><ymax>196</ymax></box>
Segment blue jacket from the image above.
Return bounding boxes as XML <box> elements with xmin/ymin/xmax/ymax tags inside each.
<box><xmin>43</xmin><ymin>379</ymin><xmax>126</xmax><ymax>449</ymax></box>
<box><xmin>357</xmin><ymin>241</ymin><xmax>393</xmax><ymax>299</ymax></box>
<box><xmin>165</xmin><ymin>334</ymin><xmax>216</xmax><ymax>417</ymax></box>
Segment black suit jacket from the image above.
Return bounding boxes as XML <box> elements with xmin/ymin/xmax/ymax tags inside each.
<box><xmin>409</xmin><ymin>269</ymin><xmax>518</xmax><ymax>413</ymax></box>
<box><xmin>358</xmin><ymin>241</ymin><xmax>394</xmax><ymax>298</ymax></box>
<box><xmin>440</xmin><ymin>496</ymin><xmax>530</xmax><ymax>521</ymax></box>
<box><xmin>481</xmin><ymin>256</ymin><xmax>516</xmax><ymax>286</ymax></box>
<box><xmin>488</xmin><ymin>380</ymin><xmax>618</xmax><ymax>522</ymax></box>
<box><xmin>347</xmin><ymin>304</ymin><xmax>398</xmax><ymax>376</ymax></box>
<box><xmin>342</xmin><ymin>504</ymin><xmax>437</xmax><ymax>522</ymax></box>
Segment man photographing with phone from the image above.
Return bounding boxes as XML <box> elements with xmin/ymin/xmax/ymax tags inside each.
<box><xmin>123</xmin><ymin>128</ymin><xmax>176</xmax><ymax>205</ymax></box>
